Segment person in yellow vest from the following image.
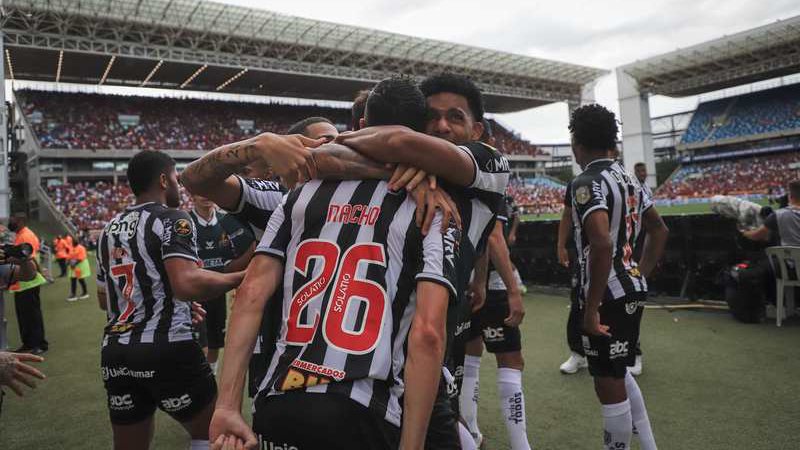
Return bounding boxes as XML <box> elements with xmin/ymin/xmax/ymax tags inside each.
<box><xmin>67</xmin><ymin>235</ymin><xmax>91</xmax><ymax>302</ymax></box>
<box><xmin>9</xmin><ymin>215</ymin><xmax>49</xmax><ymax>355</ymax></box>
<box><xmin>54</xmin><ymin>234</ymin><xmax>72</xmax><ymax>278</ymax></box>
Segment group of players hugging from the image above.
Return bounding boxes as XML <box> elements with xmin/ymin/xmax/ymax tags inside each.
<box><xmin>95</xmin><ymin>73</ymin><xmax>667</xmax><ymax>450</ymax></box>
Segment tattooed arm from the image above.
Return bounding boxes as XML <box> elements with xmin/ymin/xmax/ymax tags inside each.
<box><xmin>180</xmin><ymin>133</ymin><xmax>321</xmax><ymax>210</ymax></box>
<box><xmin>312</xmin><ymin>143</ymin><xmax>393</xmax><ymax>181</ymax></box>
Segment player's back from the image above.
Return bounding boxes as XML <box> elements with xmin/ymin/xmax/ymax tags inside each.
<box><xmin>256</xmin><ymin>179</ymin><xmax>458</xmax><ymax>426</ymax></box>
<box><xmin>97</xmin><ymin>202</ymin><xmax>196</xmax><ymax>346</ymax></box>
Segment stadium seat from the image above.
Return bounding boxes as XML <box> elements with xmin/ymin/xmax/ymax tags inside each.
<box><xmin>765</xmin><ymin>246</ymin><xmax>800</xmax><ymax>326</ymax></box>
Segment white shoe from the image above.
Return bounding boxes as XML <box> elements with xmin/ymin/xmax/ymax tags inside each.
<box><xmin>629</xmin><ymin>355</ymin><xmax>642</xmax><ymax>377</ymax></box>
<box><xmin>472</xmin><ymin>432</ymin><xmax>484</xmax><ymax>449</ymax></box>
<box><xmin>66</xmin><ymin>296</ymin><xmax>78</xmax><ymax>302</ymax></box>
<box><xmin>559</xmin><ymin>352</ymin><xmax>588</xmax><ymax>374</ymax></box>
<box><xmin>79</xmin><ymin>294</ymin><xmax>90</xmax><ymax>300</ymax></box>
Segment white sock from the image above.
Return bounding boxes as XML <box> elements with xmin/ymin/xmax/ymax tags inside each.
<box><xmin>601</xmin><ymin>400</ymin><xmax>632</xmax><ymax>450</ymax></box>
<box><xmin>497</xmin><ymin>367</ymin><xmax>531</xmax><ymax>450</ymax></box>
<box><xmin>189</xmin><ymin>440</ymin><xmax>209</xmax><ymax>450</ymax></box>
<box><xmin>460</xmin><ymin>355</ymin><xmax>482</xmax><ymax>439</ymax></box>
<box><xmin>626</xmin><ymin>372</ymin><xmax>657</xmax><ymax>449</ymax></box>
<box><xmin>458</xmin><ymin>421</ymin><xmax>478</xmax><ymax>450</ymax></box>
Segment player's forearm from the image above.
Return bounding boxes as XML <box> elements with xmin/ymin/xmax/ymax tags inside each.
<box><xmin>339</xmin><ymin>126</ymin><xmax>474</xmax><ymax>187</ymax></box>
<box><xmin>472</xmin><ymin>249</ymin><xmax>489</xmax><ymax>289</ymax></box>
<box><xmin>180</xmin><ymin>136</ymin><xmax>260</xmax><ymax>198</ymax></box>
<box><xmin>216</xmin><ymin>257</ymin><xmax>282</xmax><ymax>411</ymax></box>
<box><xmin>312</xmin><ymin>143</ymin><xmax>393</xmax><ymax>181</ymax></box>
<box><xmin>174</xmin><ymin>269</ymin><xmax>244</xmax><ymax>302</ymax></box>
<box><xmin>638</xmin><ymin>217</ymin><xmax>669</xmax><ymax>278</ymax></box>
<box><xmin>488</xmin><ymin>227</ymin><xmax>520</xmax><ymax>294</ymax></box>
<box><xmin>586</xmin><ymin>241</ymin><xmax>613</xmax><ymax>311</ymax></box>
<box><xmin>557</xmin><ymin>208</ymin><xmax>572</xmax><ymax>250</ymax></box>
<box><xmin>401</xmin><ymin>285</ymin><xmax>447</xmax><ymax>450</ymax></box>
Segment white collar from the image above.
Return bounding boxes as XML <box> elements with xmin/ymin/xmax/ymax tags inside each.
<box><xmin>193</xmin><ymin>209</ymin><xmax>218</xmax><ymax>226</ymax></box>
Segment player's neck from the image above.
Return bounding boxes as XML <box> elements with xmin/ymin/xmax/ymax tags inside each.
<box><xmin>135</xmin><ymin>192</ymin><xmax>167</xmax><ymax>207</ymax></box>
<box><xmin>194</xmin><ymin>207</ymin><xmax>215</xmax><ymax>221</ymax></box>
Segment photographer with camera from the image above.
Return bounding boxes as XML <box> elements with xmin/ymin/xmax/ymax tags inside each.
<box><xmin>7</xmin><ymin>216</ymin><xmax>49</xmax><ymax>355</ymax></box>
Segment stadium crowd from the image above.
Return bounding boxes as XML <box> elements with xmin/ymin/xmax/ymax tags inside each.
<box><xmin>507</xmin><ymin>178</ymin><xmax>567</xmax><ymax>215</ymax></box>
<box><xmin>655</xmin><ymin>151</ymin><xmax>800</xmax><ymax>199</ymax></box>
<box><xmin>682</xmin><ymin>84</ymin><xmax>800</xmax><ymax>144</ymax></box>
<box><xmin>487</xmin><ymin>119</ymin><xmax>548</xmax><ymax>156</ymax></box>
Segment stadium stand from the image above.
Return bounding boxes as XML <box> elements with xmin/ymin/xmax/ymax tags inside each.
<box><xmin>655</xmin><ymin>151</ymin><xmax>800</xmax><ymax>199</ymax></box>
<box><xmin>681</xmin><ymin>84</ymin><xmax>800</xmax><ymax>145</ymax></box>
<box><xmin>507</xmin><ymin>177</ymin><xmax>567</xmax><ymax>215</ymax></box>
<box><xmin>19</xmin><ymin>90</ymin><xmax>351</xmax><ymax>151</ymax></box>
<box><xmin>488</xmin><ymin>119</ymin><xmax>548</xmax><ymax>156</ymax></box>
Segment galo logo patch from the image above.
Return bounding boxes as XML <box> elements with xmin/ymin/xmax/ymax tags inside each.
<box><xmin>174</xmin><ymin>219</ymin><xmax>192</xmax><ymax>236</ymax></box>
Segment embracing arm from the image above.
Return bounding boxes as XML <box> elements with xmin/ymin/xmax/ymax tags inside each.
<box><xmin>210</xmin><ymin>255</ymin><xmax>284</xmax><ymax>449</ymax></box>
<box><xmin>164</xmin><ymin>257</ymin><xmax>244</xmax><ymax>302</ymax></box>
<box><xmin>336</xmin><ymin>126</ymin><xmax>475</xmax><ymax>187</ymax></box>
<box><xmin>400</xmin><ymin>280</ymin><xmax>449</xmax><ymax>450</ymax></box>
<box><xmin>312</xmin><ymin>143</ymin><xmax>393</xmax><ymax>181</ymax></box>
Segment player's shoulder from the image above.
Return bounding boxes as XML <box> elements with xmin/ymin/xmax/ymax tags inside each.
<box><xmin>151</xmin><ymin>206</ymin><xmax>194</xmax><ymax>236</ymax></box>
<box><xmin>241</xmin><ymin>177</ymin><xmax>285</xmax><ymax>193</ymax></box>
<box><xmin>459</xmin><ymin>141</ymin><xmax>510</xmax><ymax>173</ymax></box>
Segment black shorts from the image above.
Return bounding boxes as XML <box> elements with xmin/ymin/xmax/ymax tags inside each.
<box><xmin>580</xmin><ymin>293</ymin><xmax>645</xmax><ymax>379</ymax></box>
<box><xmin>469</xmin><ymin>290</ymin><xmax>522</xmax><ymax>353</ymax></box>
<box><xmin>204</xmin><ymin>296</ymin><xmax>227</xmax><ymax>350</ymax></box>
<box><xmin>101</xmin><ymin>340</ymin><xmax>217</xmax><ymax>425</ymax></box>
<box><xmin>253</xmin><ymin>391</ymin><xmax>399</xmax><ymax>450</ymax></box>
<box><xmin>425</xmin><ymin>377</ymin><xmax>461</xmax><ymax>450</ymax></box>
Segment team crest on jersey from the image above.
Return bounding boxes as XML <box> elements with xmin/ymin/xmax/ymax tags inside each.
<box><xmin>174</xmin><ymin>219</ymin><xmax>192</xmax><ymax>236</ymax></box>
<box><xmin>575</xmin><ymin>186</ymin><xmax>591</xmax><ymax>205</ymax></box>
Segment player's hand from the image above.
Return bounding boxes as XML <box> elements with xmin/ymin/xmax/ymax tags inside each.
<box><xmin>504</xmin><ymin>289</ymin><xmax>525</xmax><ymax>327</ymax></box>
<box><xmin>190</xmin><ymin>302</ymin><xmax>207</xmax><ymax>325</ymax></box>
<box><xmin>389</xmin><ymin>165</ymin><xmax>429</xmax><ymax>192</ymax></box>
<box><xmin>507</xmin><ymin>233</ymin><xmax>517</xmax><ymax>248</ymax></box>
<box><xmin>210</xmin><ymin>407</ymin><xmax>258</xmax><ymax>450</ymax></box>
<box><xmin>0</xmin><ymin>352</ymin><xmax>46</xmax><ymax>396</ymax></box>
<box><xmin>254</xmin><ymin>133</ymin><xmax>325</xmax><ymax>188</ymax></box>
<box><xmin>583</xmin><ymin>310</ymin><xmax>611</xmax><ymax>337</ymax></box>
<box><xmin>469</xmin><ymin>282</ymin><xmax>486</xmax><ymax>312</ymax></box>
<box><xmin>557</xmin><ymin>246</ymin><xmax>569</xmax><ymax>267</ymax></box>
<box><xmin>0</xmin><ymin>247</ymin><xmax>32</xmax><ymax>265</ymax></box>
<box><xmin>411</xmin><ymin>179</ymin><xmax>462</xmax><ymax>235</ymax></box>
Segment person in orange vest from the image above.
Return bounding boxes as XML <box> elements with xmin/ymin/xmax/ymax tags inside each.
<box><xmin>67</xmin><ymin>235</ymin><xmax>90</xmax><ymax>301</ymax></box>
<box><xmin>54</xmin><ymin>234</ymin><xmax>72</xmax><ymax>278</ymax></box>
<box><xmin>9</xmin><ymin>215</ymin><xmax>49</xmax><ymax>355</ymax></box>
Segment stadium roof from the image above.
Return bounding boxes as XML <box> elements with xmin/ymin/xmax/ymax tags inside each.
<box><xmin>1</xmin><ymin>0</ymin><xmax>608</xmax><ymax>113</ymax></box>
<box><xmin>619</xmin><ymin>15</ymin><xmax>800</xmax><ymax>97</ymax></box>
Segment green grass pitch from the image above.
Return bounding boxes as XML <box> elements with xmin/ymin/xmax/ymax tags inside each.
<box><xmin>2</xmin><ymin>274</ymin><xmax>799</xmax><ymax>449</ymax></box>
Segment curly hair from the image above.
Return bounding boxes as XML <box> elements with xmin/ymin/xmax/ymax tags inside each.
<box><xmin>365</xmin><ymin>75</ymin><xmax>427</xmax><ymax>132</ymax></box>
<box><xmin>420</xmin><ymin>73</ymin><xmax>485</xmax><ymax>121</ymax></box>
<box><xmin>568</xmin><ymin>104</ymin><xmax>618</xmax><ymax>152</ymax></box>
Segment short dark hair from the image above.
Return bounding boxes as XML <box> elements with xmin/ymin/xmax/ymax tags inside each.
<box><xmin>287</xmin><ymin>116</ymin><xmax>334</xmax><ymax>137</ymax></box>
<box><xmin>127</xmin><ymin>151</ymin><xmax>176</xmax><ymax>196</ymax></box>
<box><xmin>351</xmin><ymin>90</ymin><xmax>370</xmax><ymax>131</ymax></box>
<box><xmin>789</xmin><ymin>180</ymin><xmax>800</xmax><ymax>199</ymax></box>
<box><xmin>365</xmin><ymin>76</ymin><xmax>427</xmax><ymax>132</ymax></box>
<box><xmin>634</xmin><ymin>162</ymin><xmax>646</xmax><ymax>169</ymax></box>
<box><xmin>481</xmin><ymin>118</ymin><xmax>493</xmax><ymax>140</ymax></box>
<box><xmin>569</xmin><ymin>104</ymin><xmax>618</xmax><ymax>152</ymax></box>
<box><xmin>419</xmin><ymin>73</ymin><xmax>485</xmax><ymax>121</ymax></box>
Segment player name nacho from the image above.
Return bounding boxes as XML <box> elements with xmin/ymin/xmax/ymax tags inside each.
<box><xmin>326</xmin><ymin>203</ymin><xmax>381</xmax><ymax>226</ymax></box>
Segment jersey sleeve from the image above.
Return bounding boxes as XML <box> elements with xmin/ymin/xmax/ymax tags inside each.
<box><xmin>254</xmin><ymin>193</ymin><xmax>294</xmax><ymax>261</ymax></box>
<box><xmin>572</xmin><ymin>176</ymin><xmax>608</xmax><ymax>224</ymax></box>
<box><xmin>159</xmin><ymin>209</ymin><xmax>200</xmax><ymax>263</ymax></box>
<box><xmin>457</xmin><ymin>142</ymin><xmax>510</xmax><ymax>196</ymax></box>
<box><xmin>224</xmin><ymin>176</ymin><xmax>286</xmax><ymax>235</ymax></box>
<box><xmin>415</xmin><ymin>213</ymin><xmax>459</xmax><ymax>297</ymax></box>
<box><xmin>640</xmin><ymin>181</ymin><xmax>654</xmax><ymax>213</ymax></box>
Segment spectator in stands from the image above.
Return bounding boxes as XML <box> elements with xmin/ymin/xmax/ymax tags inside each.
<box><xmin>351</xmin><ymin>90</ymin><xmax>370</xmax><ymax>131</ymax></box>
<box><xmin>66</xmin><ymin>235</ymin><xmax>91</xmax><ymax>302</ymax></box>
<box><xmin>742</xmin><ymin>180</ymin><xmax>800</xmax><ymax>246</ymax></box>
<box><xmin>286</xmin><ymin>116</ymin><xmax>338</xmax><ymax>142</ymax></box>
<box><xmin>9</xmin><ymin>215</ymin><xmax>49</xmax><ymax>355</ymax></box>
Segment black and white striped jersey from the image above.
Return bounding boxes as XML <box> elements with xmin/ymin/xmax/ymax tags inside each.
<box><xmin>254</xmin><ymin>179</ymin><xmax>460</xmax><ymax>427</ymax></box>
<box><xmin>96</xmin><ymin>203</ymin><xmax>199</xmax><ymax>346</ymax></box>
<box><xmin>570</xmin><ymin>159</ymin><xmax>654</xmax><ymax>300</ymax></box>
<box><xmin>224</xmin><ymin>176</ymin><xmax>286</xmax><ymax>240</ymax></box>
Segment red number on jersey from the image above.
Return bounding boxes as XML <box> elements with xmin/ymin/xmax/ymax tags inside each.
<box><xmin>286</xmin><ymin>240</ymin><xmax>388</xmax><ymax>354</ymax></box>
<box><xmin>110</xmin><ymin>262</ymin><xmax>137</xmax><ymax>323</ymax></box>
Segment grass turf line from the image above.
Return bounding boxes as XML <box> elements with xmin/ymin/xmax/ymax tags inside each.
<box><xmin>1</xmin><ymin>274</ymin><xmax>799</xmax><ymax>449</ymax></box>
